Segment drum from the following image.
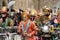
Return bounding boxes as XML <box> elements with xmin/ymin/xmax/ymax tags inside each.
<box><xmin>42</xmin><ymin>25</ymin><xmax>50</xmax><ymax>33</ymax></box>
<box><xmin>0</xmin><ymin>33</ymin><xmax>6</xmax><ymax>40</ymax></box>
<box><xmin>14</xmin><ymin>35</ymin><xmax>22</xmax><ymax>40</ymax></box>
<box><xmin>5</xmin><ymin>33</ymin><xmax>17</xmax><ymax>40</ymax></box>
<box><xmin>5</xmin><ymin>26</ymin><xmax>18</xmax><ymax>40</ymax></box>
<box><xmin>5</xmin><ymin>26</ymin><xmax>17</xmax><ymax>33</ymax></box>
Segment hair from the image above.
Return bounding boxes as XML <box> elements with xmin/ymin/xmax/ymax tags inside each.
<box><xmin>21</xmin><ymin>11</ymin><xmax>30</xmax><ymax>19</ymax></box>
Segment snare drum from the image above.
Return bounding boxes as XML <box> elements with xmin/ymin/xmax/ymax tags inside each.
<box><xmin>14</xmin><ymin>35</ymin><xmax>22</xmax><ymax>40</ymax></box>
<box><xmin>42</xmin><ymin>25</ymin><xmax>50</xmax><ymax>33</ymax></box>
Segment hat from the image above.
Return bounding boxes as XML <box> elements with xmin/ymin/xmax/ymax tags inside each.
<box><xmin>1</xmin><ymin>6</ymin><xmax>7</xmax><ymax>13</ymax></box>
<box><xmin>42</xmin><ymin>6</ymin><xmax>51</xmax><ymax>12</ymax></box>
<box><xmin>30</xmin><ymin>9</ymin><xmax>37</xmax><ymax>16</ymax></box>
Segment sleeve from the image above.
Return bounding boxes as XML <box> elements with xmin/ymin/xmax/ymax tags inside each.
<box><xmin>54</xmin><ymin>19</ymin><xmax>58</xmax><ymax>24</ymax></box>
<box><xmin>17</xmin><ymin>22</ymin><xmax>22</xmax><ymax>33</ymax></box>
<box><xmin>53</xmin><ymin>23</ymin><xmax>58</xmax><ymax>27</ymax></box>
<box><xmin>53</xmin><ymin>19</ymin><xmax>58</xmax><ymax>27</ymax></box>
<box><xmin>30</xmin><ymin>22</ymin><xmax>37</xmax><ymax>36</ymax></box>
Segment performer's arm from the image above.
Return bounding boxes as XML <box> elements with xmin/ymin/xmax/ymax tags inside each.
<box><xmin>17</xmin><ymin>22</ymin><xmax>22</xmax><ymax>34</ymax></box>
<box><xmin>30</xmin><ymin>22</ymin><xmax>37</xmax><ymax>36</ymax></box>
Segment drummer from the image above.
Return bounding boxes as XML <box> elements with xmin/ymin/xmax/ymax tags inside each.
<box><xmin>29</xmin><ymin>8</ymin><xmax>37</xmax><ymax>21</ymax></box>
<box><xmin>17</xmin><ymin>11</ymin><xmax>37</xmax><ymax>40</ymax></box>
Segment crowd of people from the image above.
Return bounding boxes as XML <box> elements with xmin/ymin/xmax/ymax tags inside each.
<box><xmin>0</xmin><ymin>6</ymin><xmax>60</xmax><ymax>40</ymax></box>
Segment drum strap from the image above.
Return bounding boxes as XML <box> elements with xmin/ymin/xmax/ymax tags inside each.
<box><xmin>22</xmin><ymin>20</ymin><xmax>30</xmax><ymax>33</ymax></box>
<box><xmin>22</xmin><ymin>20</ymin><xmax>30</xmax><ymax>40</ymax></box>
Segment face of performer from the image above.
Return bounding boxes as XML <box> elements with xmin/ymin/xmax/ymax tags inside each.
<box><xmin>30</xmin><ymin>15</ymin><xmax>35</xmax><ymax>21</ymax></box>
<box><xmin>43</xmin><ymin>8</ymin><xmax>50</xmax><ymax>17</ymax></box>
<box><xmin>43</xmin><ymin>11</ymin><xmax>49</xmax><ymax>15</ymax></box>
<box><xmin>23</xmin><ymin>14</ymin><xmax>29</xmax><ymax>21</ymax></box>
<box><xmin>2</xmin><ymin>13</ymin><xmax>7</xmax><ymax>17</ymax></box>
<box><xmin>1</xmin><ymin>7</ymin><xmax>7</xmax><ymax>17</ymax></box>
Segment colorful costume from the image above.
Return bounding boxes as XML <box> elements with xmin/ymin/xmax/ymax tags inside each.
<box><xmin>19</xmin><ymin>20</ymin><xmax>36</xmax><ymax>40</ymax></box>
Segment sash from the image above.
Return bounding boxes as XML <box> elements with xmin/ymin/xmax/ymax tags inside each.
<box><xmin>22</xmin><ymin>20</ymin><xmax>30</xmax><ymax>40</ymax></box>
<box><xmin>22</xmin><ymin>20</ymin><xmax>30</xmax><ymax>33</ymax></box>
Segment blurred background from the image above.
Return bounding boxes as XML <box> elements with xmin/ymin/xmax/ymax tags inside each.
<box><xmin>0</xmin><ymin>0</ymin><xmax>60</xmax><ymax>10</ymax></box>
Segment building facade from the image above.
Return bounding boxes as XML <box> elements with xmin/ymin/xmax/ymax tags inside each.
<box><xmin>14</xmin><ymin>0</ymin><xmax>60</xmax><ymax>10</ymax></box>
<box><xmin>0</xmin><ymin>0</ymin><xmax>60</xmax><ymax>10</ymax></box>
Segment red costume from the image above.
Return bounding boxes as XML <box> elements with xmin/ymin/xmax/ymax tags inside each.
<box><xmin>18</xmin><ymin>20</ymin><xmax>36</xmax><ymax>40</ymax></box>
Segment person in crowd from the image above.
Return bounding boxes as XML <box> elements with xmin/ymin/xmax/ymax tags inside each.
<box><xmin>14</xmin><ymin>9</ymin><xmax>23</xmax><ymax>26</ymax></box>
<box><xmin>35</xmin><ymin>12</ymin><xmax>44</xmax><ymax>26</ymax></box>
<box><xmin>0</xmin><ymin>6</ymin><xmax>12</xmax><ymax>28</ymax></box>
<box><xmin>53</xmin><ymin>10</ymin><xmax>60</xmax><ymax>27</ymax></box>
<box><xmin>17</xmin><ymin>11</ymin><xmax>37</xmax><ymax>40</ymax></box>
<box><xmin>29</xmin><ymin>9</ymin><xmax>42</xmax><ymax>40</ymax></box>
<box><xmin>29</xmin><ymin>8</ymin><xmax>37</xmax><ymax>21</ymax></box>
<box><xmin>42</xmin><ymin>7</ymin><xmax>52</xmax><ymax>25</ymax></box>
<box><xmin>49</xmin><ymin>10</ymin><xmax>60</xmax><ymax>40</ymax></box>
<box><xmin>35</xmin><ymin>13</ymin><xmax>44</xmax><ymax>40</ymax></box>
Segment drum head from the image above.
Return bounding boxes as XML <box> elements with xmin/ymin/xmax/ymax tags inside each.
<box><xmin>42</xmin><ymin>25</ymin><xmax>49</xmax><ymax>33</ymax></box>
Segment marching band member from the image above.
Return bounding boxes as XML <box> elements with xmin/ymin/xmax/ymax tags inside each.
<box><xmin>0</xmin><ymin>6</ymin><xmax>12</xmax><ymax>28</ymax></box>
<box><xmin>53</xmin><ymin>10</ymin><xmax>60</xmax><ymax>27</ymax></box>
<box><xmin>17</xmin><ymin>11</ymin><xmax>37</xmax><ymax>40</ymax></box>
<box><xmin>42</xmin><ymin>7</ymin><xmax>52</xmax><ymax>25</ymax></box>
